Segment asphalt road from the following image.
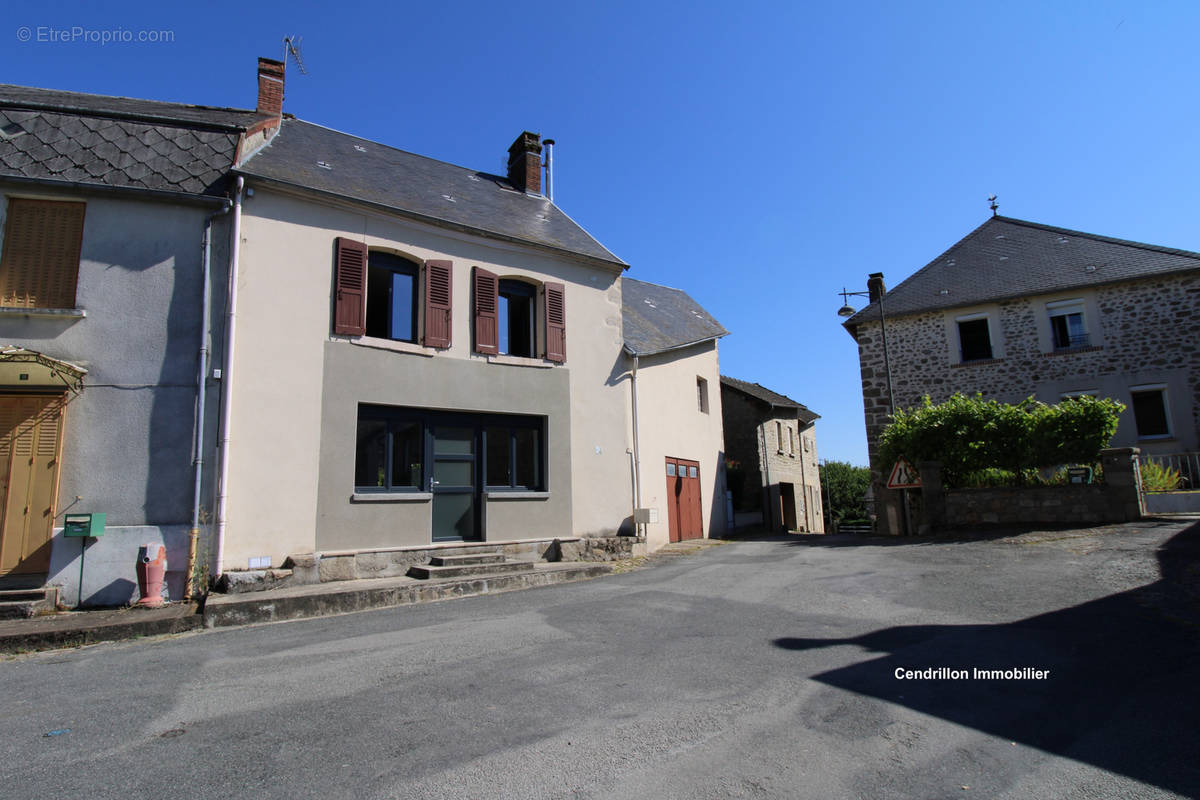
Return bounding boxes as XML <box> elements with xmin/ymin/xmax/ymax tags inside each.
<box><xmin>3</xmin><ymin>518</ymin><xmax>1199</xmax><ymax>800</ymax></box>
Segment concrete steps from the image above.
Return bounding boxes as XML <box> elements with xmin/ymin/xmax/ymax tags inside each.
<box><xmin>0</xmin><ymin>586</ymin><xmax>60</xmax><ymax>619</ymax></box>
<box><xmin>408</xmin><ymin>552</ymin><xmax>534</xmax><ymax>580</ymax></box>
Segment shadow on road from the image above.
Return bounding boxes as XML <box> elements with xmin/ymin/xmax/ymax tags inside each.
<box><xmin>772</xmin><ymin>521</ymin><xmax>1200</xmax><ymax>795</ymax></box>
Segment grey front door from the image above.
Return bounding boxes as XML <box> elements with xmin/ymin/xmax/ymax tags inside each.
<box><xmin>430</xmin><ymin>425</ymin><xmax>478</xmax><ymax>541</ymax></box>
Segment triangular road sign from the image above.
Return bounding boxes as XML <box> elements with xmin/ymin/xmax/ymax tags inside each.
<box><xmin>887</xmin><ymin>458</ymin><xmax>922</xmax><ymax>489</ymax></box>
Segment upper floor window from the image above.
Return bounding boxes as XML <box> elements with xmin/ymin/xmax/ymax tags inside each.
<box><xmin>1130</xmin><ymin>385</ymin><xmax>1171</xmax><ymax>439</ymax></box>
<box><xmin>333</xmin><ymin>238</ymin><xmax>452</xmax><ymax>348</ymax></box>
<box><xmin>956</xmin><ymin>314</ymin><xmax>993</xmax><ymax>362</ymax></box>
<box><xmin>0</xmin><ymin>198</ymin><xmax>85</xmax><ymax>309</ymax></box>
<box><xmin>473</xmin><ymin>267</ymin><xmax>566</xmax><ymax>362</ymax></box>
<box><xmin>498</xmin><ymin>279</ymin><xmax>536</xmax><ymax>357</ymax></box>
<box><xmin>366</xmin><ymin>251</ymin><xmax>418</xmax><ymax>342</ymax></box>
<box><xmin>1048</xmin><ymin>299</ymin><xmax>1088</xmax><ymax>350</ymax></box>
<box><xmin>697</xmin><ymin>377</ymin><xmax>709</xmax><ymax>413</ymax></box>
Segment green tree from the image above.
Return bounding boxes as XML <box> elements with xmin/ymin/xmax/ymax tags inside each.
<box><xmin>819</xmin><ymin>461</ymin><xmax>871</xmax><ymax>525</ymax></box>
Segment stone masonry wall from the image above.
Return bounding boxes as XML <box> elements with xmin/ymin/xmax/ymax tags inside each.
<box><xmin>854</xmin><ymin>272</ymin><xmax>1200</xmax><ymax>533</ymax></box>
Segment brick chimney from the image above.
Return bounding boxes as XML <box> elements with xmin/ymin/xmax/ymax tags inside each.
<box><xmin>256</xmin><ymin>57</ymin><xmax>285</xmax><ymax>117</ymax></box>
<box><xmin>507</xmin><ymin>132</ymin><xmax>542</xmax><ymax>194</ymax></box>
<box><xmin>867</xmin><ymin>272</ymin><xmax>887</xmax><ymax>303</ymax></box>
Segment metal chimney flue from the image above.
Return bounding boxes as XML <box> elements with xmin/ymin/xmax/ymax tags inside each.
<box><xmin>543</xmin><ymin>139</ymin><xmax>555</xmax><ymax>202</ymax></box>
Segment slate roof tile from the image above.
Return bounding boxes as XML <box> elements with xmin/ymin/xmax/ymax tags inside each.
<box><xmin>845</xmin><ymin>216</ymin><xmax>1200</xmax><ymax>325</ymax></box>
<box><xmin>720</xmin><ymin>375</ymin><xmax>820</xmax><ymax>423</ymax></box>
<box><xmin>621</xmin><ymin>277</ymin><xmax>728</xmax><ymax>356</ymax></box>
<box><xmin>237</xmin><ymin>119</ymin><xmax>627</xmax><ymax>268</ymax></box>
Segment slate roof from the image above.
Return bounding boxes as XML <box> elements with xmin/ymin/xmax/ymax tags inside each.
<box><xmin>621</xmin><ymin>277</ymin><xmax>728</xmax><ymax>356</ymax></box>
<box><xmin>844</xmin><ymin>216</ymin><xmax>1200</xmax><ymax>326</ymax></box>
<box><xmin>0</xmin><ymin>85</ymin><xmax>262</xmax><ymax>197</ymax></box>
<box><xmin>720</xmin><ymin>376</ymin><xmax>819</xmax><ymax>423</ymax></box>
<box><xmin>237</xmin><ymin>119</ymin><xmax>627</xmax><ymax>269</ymax></box>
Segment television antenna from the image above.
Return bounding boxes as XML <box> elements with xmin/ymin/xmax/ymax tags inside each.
<box><xmin>283</xmin><ymin>35</ymin><xmax>308</xmax><ymax>75</ymax></box>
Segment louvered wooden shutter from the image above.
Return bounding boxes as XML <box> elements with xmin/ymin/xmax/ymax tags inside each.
<box><xmin>473</xmin><ymin>267</ymin><xmax>499</xmax><ymax>354</ymax></box>
<box><xmin>423</xmin><ymin>259</ymin><xmax>452</xmax><ymax>348</ymax></box>
<box><xmin>544</xmin><ymin>281</ymin><xmax>566</xmax><ymax>363</ymax></box>
<box><xmin>333</xmin><ymin>237</ymin><xmax>368</xmax><ymax>336</ymax></box>
<box><xmin>0</xmin><ymin>199</ymin><xmax>85</xmax><ymax>309</ymax></box>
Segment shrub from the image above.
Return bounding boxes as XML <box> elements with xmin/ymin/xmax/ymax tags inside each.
<box><xmin>880</xmin><ymin>393</ymin><xmax>1124</xmax><ymax>487</ymax></box>
<box><xmin>1141</xmin><ymin>460</ymin><xmax>1183</xmax><ymax>492</ymax></box>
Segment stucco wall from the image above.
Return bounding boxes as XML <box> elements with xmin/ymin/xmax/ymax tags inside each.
<box><xmin>315</xmin><ymin>341</ymin><xmax>572</xmax><ymax>550</ymax></box>
<box><xmin>0</xmin><ymin>184</ymin><xmax>227</xmax><ymax>604</ymax></box>
<box><xmin>629</xmin><ymin>341</ymin><xmax>727</xmax><ymax>551</ymax></box>
<box><xmin>226</xmin><ymin>186</ymin><xmax>629</xmax><ymax>568</ymax></box>
<box><xmin>853</xmin><ymin>272</ymin><xmax>1200</xmax><ymax>533</ymax></box>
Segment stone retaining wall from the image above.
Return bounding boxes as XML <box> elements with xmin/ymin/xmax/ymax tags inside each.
<box><xmin>919</xmin><ymin>447</ymin><xmax>1145</xmax><ymax>530</ymax></box>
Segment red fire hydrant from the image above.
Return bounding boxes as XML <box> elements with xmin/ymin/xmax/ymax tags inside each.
<box><xmin>136</xmin><ymin>544</ymin><xmax>167</xmax><ymax>607</ymax></box>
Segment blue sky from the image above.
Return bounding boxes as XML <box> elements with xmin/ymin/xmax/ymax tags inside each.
<box><xmin>6</xmin><ymin>1</ymin><xmax>1198</xmax><ymax>465</ymax></box>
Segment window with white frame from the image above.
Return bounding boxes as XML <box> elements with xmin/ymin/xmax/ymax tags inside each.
<box><xmin>956</xmin><ymin>313</ymin><xmax>993</xmax><ymax>362</ymax></box>
<box><xmin>1048</xmin><ymin>299</ymin><xmax>1088</xmax><ymax>350</ymax></box>
<box><xmin>697</xmin><ymin>377</ymin><xmax>709</xmax><ymax>413</ymax></box>
<box><xmin>1130</xmin><ymin>385</ymin><xmax>1171</xmax><ymax>439</ymax></box>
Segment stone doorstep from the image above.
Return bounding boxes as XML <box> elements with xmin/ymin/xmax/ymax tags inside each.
<box><xmin>0</xmin><ymin>586</ymin><xmax>60</xmax><ymax>620</ymax></box>
<box><xmin>407</xmin><ymin>561</ymin><xmax>534</xmax><ymax>580</ymax></box>
<box><xmin>202</xmin><ymin>562</ymin><xmax>614</xmax><ymax>630</ymax></box>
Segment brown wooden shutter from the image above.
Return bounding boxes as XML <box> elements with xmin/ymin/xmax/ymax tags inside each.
<box><xmin>544</xmin><ymin>281</ymin><xmax>566</xmax><ymax>363</ymax></box>
<box><xmin>423</xmin><ymin>259</ymin><xmax>452</xmax><ymax>348</ymax></box>
<box><xmin>473</xmin><ymin>267</ymin><xmax>499</xmax><ymax>354</ymax></box>
<box><xmin>333</xmin><ymin>237</ymin><xmax>368</xmax><ymax>336</ymax></box>
<box><xmin>0</xmin><ymin>198</ymin><xmax>85</xmax><ymax>309</ymax></box>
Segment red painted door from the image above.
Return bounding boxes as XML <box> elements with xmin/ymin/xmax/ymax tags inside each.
<box><xmin>665</xmin><ymin>457</ymin><xmax>703</xmax><ymax>542</ymax></box>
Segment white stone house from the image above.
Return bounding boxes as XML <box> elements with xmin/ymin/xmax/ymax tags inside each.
<box><xmin>842</xmin><ymin>215</ymin><xmax>1200</xmax><ymax>534</ymax></box>
<box><xmin>621</xmin><ymin>278</ymin><xmax>729</xmax><ymax>550</ymax></box>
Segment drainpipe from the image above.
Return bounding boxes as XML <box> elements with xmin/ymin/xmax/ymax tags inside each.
<box><xmin>184</xmin><ymin>199</ymin><xmax>231</xmax><ymax>600</ymax></box>
<box><xmin>630</xmin><ymin>354</ymin><xmax>643</xmax><ymax>537</ymax></box>
<box><xmin>214</xmin><ymin>176</ymin><xmax>245</xmax><ymax>578</ymax></box>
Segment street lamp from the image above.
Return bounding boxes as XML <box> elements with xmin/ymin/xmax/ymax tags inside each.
<box><xmin>838</xmin><ymin>281</ymin><xmax>908</xmax><ymax>535</ymax></box>
<box><xmin>837</xmin><ymin>285</ymin><xmax>895</xmax><ymax>414</ymax></box>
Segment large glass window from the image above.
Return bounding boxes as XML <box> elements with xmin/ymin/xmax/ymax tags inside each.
<box><xmin>485</xmin><ymin>423</ymin><xmax>542</xmax><ymax>490</ymax></box>
<box><xmin>366</xmin><ymin>251</ymin><xmax>418</xmax><ymax>342</ymax></box>
<box><xmin>356</xmin><ymin>406</ymin><xmax>544</xmax><ymax>492</ymax></box>
<box><xmin>355</xmin><ymin>416</ymin><xmax>424</xmax><ymax>490</ymax></box>
<box><xmin>498</xmin><ymin>279</ymin><xmax>536</xmax><ymax>357</ymax></box>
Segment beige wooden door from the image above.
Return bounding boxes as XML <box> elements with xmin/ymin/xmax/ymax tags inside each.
<box><xmin>0</xmin><ymin>395</ymin><xmax>65</xmax><ymax>575</ymax></box>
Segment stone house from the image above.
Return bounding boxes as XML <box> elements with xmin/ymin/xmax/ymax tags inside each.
<box><xmin>0</xmin><ymin>83</ymin><xmax>270</xmax><ymax>604</ymax></box>
<box><xmin>621</xmin><ymin>277</ymin><xmax>729</xmax><ymax>548</ymax></box>
<box><xmin>841</xmin><ymin>214</ymin><xmax>1200</xmax><ymax>535</ymax></box>
<box><xmin>719</xmin><ymin>377</ymin><xmax>823</xmax><ymax>532</ymax></box>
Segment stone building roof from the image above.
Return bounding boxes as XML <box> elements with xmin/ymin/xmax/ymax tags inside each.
<box><xmin>720</xmin><ymin>376</ymin><xmax>819</xmax><ymax>423</ymax></box>
<box><xmin>0</xmin><ymin>85</ymin><xmax>264</xmax><ymax>197</ymax></box>
<box><xmin>621</xmin><ymin>277</ymin><xmax>728</xmax><ymax>356</ymax></box>
<box><xmin>844</xmin><ymin>216</ymin><xmax>1200</xmax><ymax>327</ymax></box>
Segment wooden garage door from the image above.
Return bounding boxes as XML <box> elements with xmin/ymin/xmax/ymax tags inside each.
<box><xmin>0</xmin><ymin>395</ymin><xmax>66</xmax><ymax>575</ymax></box>
<box><xmin>666</xmin><ymin>457</ymin><xmax>703</xmax><ymax>543</ymax></box>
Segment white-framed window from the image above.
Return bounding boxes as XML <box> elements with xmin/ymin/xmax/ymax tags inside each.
<box><xmin>1129</xmin><ymin>384</ymin><xmax>1172</xmax><ymax>439</ymax></box>
<box><xmin>776</xmin><ymin>421</ymin><xmax>783</xmax><ymax>454</ymax></box>
<box><xmin>955</xmin><ymin>312</ymin><xmax>993</xmax><ymax>362</ymax></box>
<box><xmin>697</xmin><ymin>376</ymin><xmax>709</xmax><ymax>413</ymax></box>
<box><xmin>1047</xmin><ymin>298</ymin><xmax>1088</xmax><ymax>350</ymax></box>
<box><xmin>788</xmin><ymin>427</ymin><xmax>795</xmax><ymax>457</ymax></box>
